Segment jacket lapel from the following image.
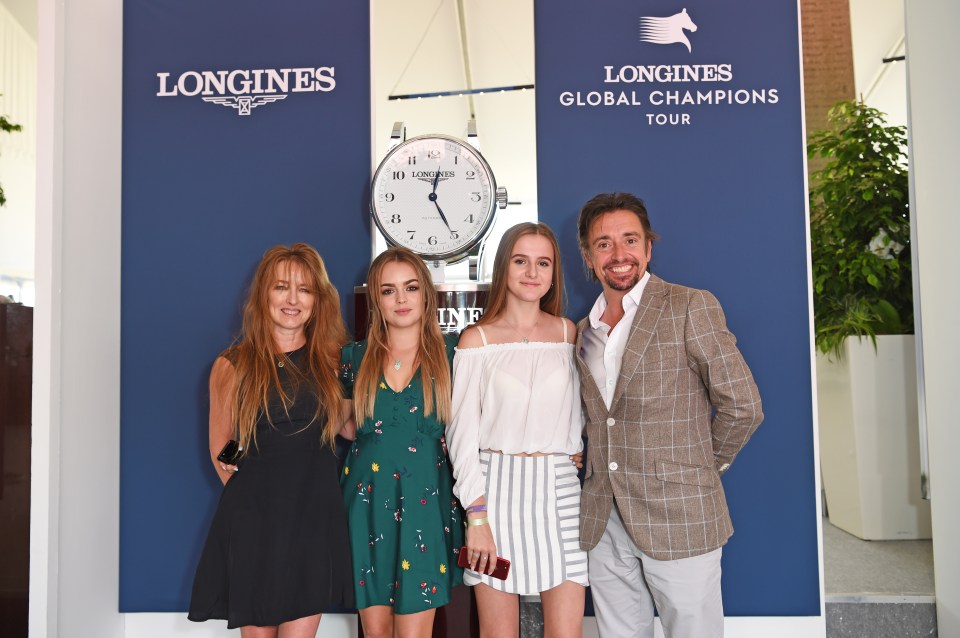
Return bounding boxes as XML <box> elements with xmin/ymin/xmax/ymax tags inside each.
<box><xmin>609</xmin><ymin>275</ymin><xmax>667</xmax><ymax>409</ymax></box>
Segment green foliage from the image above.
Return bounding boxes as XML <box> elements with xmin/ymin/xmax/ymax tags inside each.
<box><xmin>808</xmin><ymin>100</ymin><xmax>912</xmax><ymax>360</ymax></box>
<box><xmin>1</xmin><ymin>93</ymin><xmax>24</xmax><ymax>207</ymax></box>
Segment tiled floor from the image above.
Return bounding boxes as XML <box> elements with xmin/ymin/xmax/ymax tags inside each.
<box><xmin>822</xmin><ymin>517</ymin><xmax>937</xmax><ymax>637</ymax></box>
<box><xmin>822</xmin><ymin>517</ymin><xmax>935</xmax><ymax>597</ymax></box>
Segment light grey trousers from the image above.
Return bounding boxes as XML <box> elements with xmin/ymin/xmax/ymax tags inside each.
<box><xmin>587</xmin><ymin>506</ymin><xmax>724</xmax><ymax>638</ymax></box>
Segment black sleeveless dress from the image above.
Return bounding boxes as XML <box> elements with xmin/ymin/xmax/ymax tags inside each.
<box><xmin>188</xmin><ymin>346</ymin><xmax>354</xmax><ymax>628</ymax></box>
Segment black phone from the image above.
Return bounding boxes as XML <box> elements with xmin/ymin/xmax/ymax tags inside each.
<box><xmin>216</xmin><ymin>440</ymin><xmax>243</xmax><ymax>465</ymax></box>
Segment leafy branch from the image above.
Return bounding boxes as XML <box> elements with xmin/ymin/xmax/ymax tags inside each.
<box><xmin>1</xmin><ymin>93</ymin><xmax>24</xmax><ymax>207</ymax></box>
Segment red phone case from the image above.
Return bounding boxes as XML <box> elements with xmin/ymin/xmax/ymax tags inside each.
<box><xmin>457</xmin><ymin>546</ymin><xmax>511</xmax><ymax>580</ymax></box>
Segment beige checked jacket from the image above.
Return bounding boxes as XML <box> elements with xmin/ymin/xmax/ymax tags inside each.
<box><xmin>576</xmin><ymin>275</ymin><xmax>763</xmax><ymax>561</ymax></box>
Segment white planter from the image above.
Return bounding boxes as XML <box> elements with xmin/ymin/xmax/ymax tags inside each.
<box><xmin>816</xmin><ymin>334</ymin><xmax>931</xmax><ymax>540</ymax></box>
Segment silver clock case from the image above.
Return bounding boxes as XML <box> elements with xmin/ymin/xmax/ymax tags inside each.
<box><xmin>370</xmin><ymin>133</ymin><xmax>507</xmax><ymax>264</ymax></box>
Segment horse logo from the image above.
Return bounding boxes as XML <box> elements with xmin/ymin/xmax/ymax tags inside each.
<box><xmin>639</xmin><ymin>8</ymin><xmax>698</xmax><ymax>53</ymax></box>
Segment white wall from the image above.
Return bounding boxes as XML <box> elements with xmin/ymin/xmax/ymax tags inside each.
<box><xmin>30</xmin><ymin>0</ymin><xmax>123</xmax><ymax>633</ymax></box>
<box><xmin>904</xmin><ymin>1</ymin><xmax>960</xmax><ymax>635</ymax></box>
<box><xmin>848</xmin><ymin>0</ymin><xmax>907</xmax><ymax>127</ymax></box>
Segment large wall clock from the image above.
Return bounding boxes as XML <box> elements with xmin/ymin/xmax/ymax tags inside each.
<box><xmin>370</xmin><ymin>122</ymin><xmax>507</xmax><ymax>267</ymax></box>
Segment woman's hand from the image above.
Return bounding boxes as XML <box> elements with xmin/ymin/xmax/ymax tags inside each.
<box><xmin>465</xmin><ymin>519</ymin><xmax>498</xmax><ymax>575</ymax></box>
<box><xmin>570</xmin><ymin>451</ymin><xmax>583</xmax><ymax>469</ymax></box>
<box><xmin>209</xmin><ymin>357</ymin><xmax>239</xmax><ymax>485</ymax></box>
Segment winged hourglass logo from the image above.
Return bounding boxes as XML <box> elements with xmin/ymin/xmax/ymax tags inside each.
<box><xmin>201</xmin><ymin>95</ymin><xmax>287</xmax><ymax>116</ymax></box>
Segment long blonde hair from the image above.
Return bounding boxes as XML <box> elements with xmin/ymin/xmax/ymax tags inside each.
<box><xmin>478</xmin><ymin>222</ymin><xmax>565</xmax><ymax>325</ymax></box>
<box><xmin>221</xmin><ymin>243</ymin><xmax>348</xmax><ymax>453</ymax></box>
<box><xmin>354</xmin><ymin>248</ymin><xmax>451</xmax><ymax>425</ymax></box>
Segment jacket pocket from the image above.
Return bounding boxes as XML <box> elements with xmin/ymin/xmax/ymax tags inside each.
<box><xmin>655</xmin><ymin>459</ymin><xmax>719</xmax><ymax>488</ymax></box>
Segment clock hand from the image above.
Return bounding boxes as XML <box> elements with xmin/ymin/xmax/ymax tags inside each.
<box><xmin>432</xmin><ymin>200</ymin><xmax>457</xmax><ymax>235</ymax></box>
<box><xmin>432</xmin><ymin>162</ymin><xmax>442</xmax><ymax>194</ymax></box>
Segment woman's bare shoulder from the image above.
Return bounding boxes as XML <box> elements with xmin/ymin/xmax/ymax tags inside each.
<box><xmin>210</xmin><ymin>355</ymin><xmax>236</xmax><ymax>381</ymax></box>
<box><xmin>457</xmin><ymin>325</ymin><xmax>486</xmax><ymax>350</ymax></box>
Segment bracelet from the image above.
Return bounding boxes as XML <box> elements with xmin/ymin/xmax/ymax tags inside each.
<box><xmin>466</xmin><ymin>504</ymin><xmax>487</xmax><ymax>515</ymax></box>
<box><xmin>466</xmin><ymin>517</ymin><xmax>489</xmax><ymax>527</ymax></box>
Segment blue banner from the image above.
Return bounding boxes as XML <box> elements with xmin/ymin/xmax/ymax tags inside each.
<box><xmin>120</xmin><ymin>0</ymin><xmax>370</xmax><ymax>610</ymax></box>
<box><xmin>535</xmin><ymin>0</ymin><xmax>818</xmax><ymax>616</ymax></box>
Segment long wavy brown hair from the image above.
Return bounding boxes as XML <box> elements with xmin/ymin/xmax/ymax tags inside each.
<box><xmin>220</xmin><ymin>243</ymin><xmax>348</xmax><ymax>453</ymax></box>
<box><xmin>477</xmin><ymin>222</ymin><xmax>565</xmax><ymax>325</ymax></box>
<box><xmin>354</xmin><ymin>247</ymin><xmax>451</xmax><ymax>425</ymax></box>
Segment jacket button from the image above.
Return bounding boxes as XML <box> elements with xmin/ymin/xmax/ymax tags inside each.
<box><xmin>606</xmin><ymin>417</ymin><xmax>615</xmax><ymax>427</ymax></box>
<box><xmin>609</xmin><ymin>462</ymin><xmax>618</xmax><ymax>471</ymax></box>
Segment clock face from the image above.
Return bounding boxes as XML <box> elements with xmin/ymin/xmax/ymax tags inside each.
<box><xmin>371</xmin><ymin>134</ymin><xmax>498</xmax><ymax>262</ymax></box>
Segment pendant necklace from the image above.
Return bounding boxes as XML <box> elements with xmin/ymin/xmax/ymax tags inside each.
<box><xmin>393</xmin><ymin>359</ymin><xmax>402</xmax><ymax>371</ymax></box>
<box><xmin>504</xmin><ymin>317</ymin><xmax>539</xmax><ymax>344</ymax></box>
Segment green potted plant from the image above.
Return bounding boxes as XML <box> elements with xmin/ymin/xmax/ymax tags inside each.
<box><xmin>808</xmin><ymin>99</ymin><xmax>912</xmax><ymax>360</ymax></box>
<box><xmin>810</xmin><ymin>100</ymin><xmax>929</xmax><ymax>541</ymax></box>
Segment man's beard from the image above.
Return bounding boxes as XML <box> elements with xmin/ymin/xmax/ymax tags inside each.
<box><xmin>602</xmin><ymin>260</ymin><xmax>641</xmax><ymax>291</ymax></box>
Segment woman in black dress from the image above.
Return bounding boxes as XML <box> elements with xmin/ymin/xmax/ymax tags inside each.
<box><xmin>189</xmin><ymin>243</ymin><xmax>354</xmax><ymax>637</ymax></box>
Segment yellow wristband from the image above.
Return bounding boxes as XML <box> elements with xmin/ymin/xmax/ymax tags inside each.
<box><xmin>466</xmin><ymin>517</ymin><xmax>489</xmax><ymax>526</ymax></box>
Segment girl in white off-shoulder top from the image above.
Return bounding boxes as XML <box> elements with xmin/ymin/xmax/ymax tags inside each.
<box><xmin>446</xmin><ymin>222</ymin><xmax>586</xmax><ymax>638</ymax></box>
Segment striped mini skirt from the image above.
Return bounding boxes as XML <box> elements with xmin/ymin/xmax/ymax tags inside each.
<box><xmin>463</xmin><ymin>451</ymin><xmax>588</xmax><ymax>594</ymax></box>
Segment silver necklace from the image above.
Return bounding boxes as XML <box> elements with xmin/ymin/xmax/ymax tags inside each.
<box><xmin>504</xmin><ymin>318</ymin><xmax>539</xmax><ymax>344</ymax></box>
<box><xmin>393</xmin><ymin>359</ymin><xmax>402</xmax><ymax>371</ymax></box>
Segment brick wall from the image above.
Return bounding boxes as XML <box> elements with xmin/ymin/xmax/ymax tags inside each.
<box><xmin>801</xmin><ymin>0</ymin><xmax>855</xmax><ymax>171</ymax></box>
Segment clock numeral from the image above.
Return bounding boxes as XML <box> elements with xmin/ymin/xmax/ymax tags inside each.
<box><xmin>454</xmin><ymin>156</ymin><xmax>459</xmax><ymax>165</ymax></box>
<box><xmin>464</xmin><ymin>214</ymin><xmax>475</xmax><ymax>223</ymax></box>
<box><xmin>392</xmin><ymin>171</ymin><xmax>406</xmax><ymax>180</ymax></box>
<box><xmin>428</xmin><ymin>236</ymin><xmax>439</xmax><ymax>246</ymax></box>
<box><xmin>390</xmin><ymin>214</ymin><xmax>402</xmax><ymax>223</ymax></box>
<box><xmin>470</xmin><ymin>192</ymin><xmax>481</xmax><ymax>202</ymax></box>
<box><xmin>384</xmin><ymin>193</ymin><xmax>395</xmax><ymax>202</ymax></box>
<box><xmin>407</xmin><ymin>156</ymin><xmax>417</xmax><ymax>165</ymax></box>
<box><xmin>450</xmin><ymin>231</ymin><xmax>460</xmax><ymax>240</ymax></box>
<box><xmin>465</xmin><ymin>170</ymin><xmax>475</xmax><ymax>180</ymax></box>
<box><xmin>407</xmin><ymin>230</ymin><xmax>416</xmax><ymax>241</ymax></box>
<box><xmin>427</xmin><ymin>149</ymin><xmax>440</xmax><ymax>160</ymax></box>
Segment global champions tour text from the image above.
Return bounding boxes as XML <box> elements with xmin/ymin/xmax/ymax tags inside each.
<box><xmin>558</xmin><ymin>64</ymin><xmax>780</xmax><ymax>126</ymax></box>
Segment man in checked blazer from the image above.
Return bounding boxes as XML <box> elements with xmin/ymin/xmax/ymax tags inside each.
<box><xmin>574</xmin><ymin>193</ymin><xmax>763</xmax><ymax>638</ymax></box>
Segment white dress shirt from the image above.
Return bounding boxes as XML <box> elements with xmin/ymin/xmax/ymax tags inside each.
<box><xmin>581</xmin><ymin>271</ymin><xmax>651</xmax><ymax>410</ymax></box>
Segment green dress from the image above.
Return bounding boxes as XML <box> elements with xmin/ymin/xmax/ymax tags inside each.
<box><xmin>339</xmin><ymin>334</ymin><xmax>464</xmax><ymax>614</ymax></box>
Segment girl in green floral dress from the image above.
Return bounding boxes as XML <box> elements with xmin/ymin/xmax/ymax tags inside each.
<box><xmin>340</xmin><ymin>247</ymin><xmax>463</xmax><ymax>637</ymax></box>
